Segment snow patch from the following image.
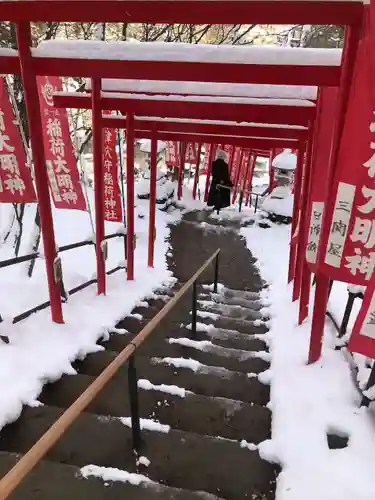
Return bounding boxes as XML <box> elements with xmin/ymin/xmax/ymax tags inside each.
<box><xmin>81</xmin><ymin>465</ymin><xmax>152</xmax><ymax>485</ymax></box>
<box><xmin>119</xmin><ymin>417</ymin><xmax>170</xmax><ymax>434</ymax></box>
<box><xmin>138</xmin><ymin>379</ymin><xmax>188</xmax><ymax>398</ymax></box>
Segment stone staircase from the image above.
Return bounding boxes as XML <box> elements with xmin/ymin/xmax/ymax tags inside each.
<box><xmin>0</xmin><ymin>210</ymin><xmax>278</xmax><ymax>499</ymax></box>
<box><xmin>0</xmin><ymin>283</ymin><xmax>277</xmax><ymax>499</ymax></box>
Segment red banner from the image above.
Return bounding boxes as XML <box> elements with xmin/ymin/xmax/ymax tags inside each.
<box><xmin>0</xmin><ymin>78</ymin><xmax>36</xmax><ymax>203</ymax></box>
<box><xmin>185</xmin><ymin>142</ymin><xmax>197</xmax><ymax>163</ymax></box>
<box><xmin>165</xmin><ymin>141</ymin><xmax>179</xmax><ymax>166</ymax></box>
<box><xmin>347</xmin><ymin>283</ymin><xmax>375</xmax><ymax>357</ymax></box>
<box><xmin>316</xmin><ymin>38</ymin><xmax>375</xmax><ymax>285</ymax></box>
<box><xmin>38</xmin><ymin>76</ymin><xmax>86</xmax><ymax>211</ymax></box>
<box><xmin>231</xmin><ymin>147</ymin><xmax>241</xmax><ymax>181</ymax></box>
<box><xmin>305</xmin><ymin>87</ymin><xmax>338</xmax><ymax>270</ymax></box>
<box><xmin>103</xmin><ymin>120</ymin><xmax>122</xmax><ymax>222</ymax></box>
<box><xmin>203</xmin><ymin>143</ymin><xmax>212</xmax><ymax>174</ymax></box>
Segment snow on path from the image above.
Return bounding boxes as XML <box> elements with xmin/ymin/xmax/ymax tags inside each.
<box><xmin>0</xmin><ymin>184</ymin><xmax>202</xmax><ymax>433</ymax></box>
<box><xmin>242</xmin><ymin>222</ymin><xmax>375</xmax><ymax>500</ymax></box>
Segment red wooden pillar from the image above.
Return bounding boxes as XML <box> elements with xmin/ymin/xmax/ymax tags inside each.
<box><xmin>288</xmin><ymin>144</ymin><xmax>304</xmax><ymax>283</ymax></box>
<box><xmin>92</xmin><ymin>78</ymin><xmax>106</xmax><ymax>295</ymax></box>
<box><xmin>192</xmin><ymin>143</ymin><xmax>202</xmax><ymax>200</ymax></box>
<box><xmin>148</xmin><ymin>129</ymin><xmax>157</xmax><ymax>268</ymax></box>
<box><xmin>204</xmin><ymin>144</ymin><xmax>215</xmax><ymax>202</ymax></box>
<box><xmin>241</xmin><ymin>149</ymin><xmax>252</xmax><ymax>200</ymax></box>
<box><xmin>268</xmin><ymin>149</ymin><xmax>275</xmax><ymax>193</ymax></box>
<box><xmin>177</xmin><ymin>141</ymin><xmax>187</xmax><ymax>200</ymax></box>
<box><xmin>229</xmin><ymin>148</ymin><xmax>235</xmax><ymax>178</ymax></box>
<box><xmin>308</xmin><ymin>24</ymin><xmax>362</xmax><ymax>364</ymax></box>
<box><xmin>126</xmin><ymin>112</ymin><xmax>135</xmax><ymax>280</ymax></box>
<box><xmin>16</xmin><ymin>22</ymin><xmax>63</xmax><ymax>323</ymax></box>
<box><xmin>292</xmin><ymin>132</ymin><xmax>313</xmax><ymax>302</ymax></box>
<box><xmin>232</xmin><ymin>149</ymin><xmax>244</xmax><ymax>204</ymax></box>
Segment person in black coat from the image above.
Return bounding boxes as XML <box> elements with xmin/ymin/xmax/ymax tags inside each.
<box><xmin>207</xmin><ymin>148</ymin><xmax>233</xmax><ymax>212</ymax></box>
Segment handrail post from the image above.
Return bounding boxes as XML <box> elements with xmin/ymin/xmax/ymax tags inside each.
<box><xmin>339</xmin><ymin>292</ymin><xmax>355</xmax><ymax>338</ymax></box>
<box><xmin>213</xmin><ymin>252</ymin><xmax>220</xmax><ymax>294</ymax></box>
<box><xmin>254</xmin><ymin>194</ymin><xmax>259</xmax><ymax>213</ymax></box>
<box><xmin>239</xmin><ymin>191</ymin><xmax>244</xmax><ymax>212</ymax></box>
<box><xmin>191</xmin><ymin>280</ymin><xmax>197</xmax><ymax>338</ymax></box>
<box><xmin>128</xmin><ymin>355</ymin><xmax>142</xmax><ymax>453</ymax></box>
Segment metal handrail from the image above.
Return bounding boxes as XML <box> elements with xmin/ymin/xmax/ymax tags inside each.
<box><xmin>0</xmin><ymin>248</ymin><xmax>221</xmax><ymax>499</ymax></box>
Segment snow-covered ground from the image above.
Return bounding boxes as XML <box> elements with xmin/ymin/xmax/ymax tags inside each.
<box><xmin>0</xmin><ymin>180</ymin><xmax>202</xmax><ymax>432</ymax></box>
<box><xmin>240</xmin><ymin>219</ymin><xmax>375</xmax><ymax>500</ymax></box>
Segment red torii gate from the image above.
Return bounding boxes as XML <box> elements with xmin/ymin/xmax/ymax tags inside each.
<box><xmin>0</xmin><ymin>0</ymin><xmax>363</xmax><ymax>335</ymax></box>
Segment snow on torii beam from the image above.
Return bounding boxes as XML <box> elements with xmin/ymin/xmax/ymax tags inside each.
<box><xmin>53</xmin><ymin>93</ymin><xmax>315</xmax><ymax>127</ymax></box>
<box><xmin>132</xmin><ymin>131</ymin><xmax>298</xmax><ymax>150</ymax></box>
<box><xmin>0</xmin><ymin>0</ymin><xmax>363</xmax><ymax>25</ymax></box>
<box><xmin>101</xmin><ymin>117</ymin><xmax>308</xmax><ymax>140</ymax></box>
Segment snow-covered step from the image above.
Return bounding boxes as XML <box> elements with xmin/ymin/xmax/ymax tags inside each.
<box><xmin>100</xmin><ymin>328</ymin><xmax>269</xmax><ymax>374</ymax></box>
<box><xmin>0</xmin><ymin>451</ymin><xmax>220</xmax><ymax>500</ymax></box>
<box><xmin>0</xmin><ymin>406</ymin><xmax>277</xmax><ymax>500</ymax></box>
<box><xmin>73</xmin><ymin>350</ymin><xmax>270</xmax><ymax>406</ymax></box>
<box><xmin>38</xmin><ymin>375</ymin><xmax>268</xmax><ymax>441</ymax></box>
<box><xmin>201</xmin><ymin>292</ymin><xmax>264</xmax><ymax>310</ymax></box>
<box><xmin>197</xmin><ymin>301</ymin><xmax>264</xmax><ymax>321</ymax></box>
<box><xmin>197</xmin><ymin>315</ymin><xmax>269</xmax><ymax>336</ymax></box>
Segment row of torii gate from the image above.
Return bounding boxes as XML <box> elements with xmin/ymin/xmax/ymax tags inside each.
<box><xmin>0</xmin><ymin>0</ymin><xmax>367</xmax><ymax>363</ymax></box>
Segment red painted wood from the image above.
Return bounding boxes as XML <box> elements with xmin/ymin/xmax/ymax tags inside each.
<box><xmin>126</xmin><ymin>112</ymin><xmax>135</xmax><ymax>281</ymax></box>
<box><xmin>92</xmin><ymin>78</ymin><xmax>106</xmax><ymax>295</ymax></box>
<box><xmin>16</xmin><ymin>22</ymin><xmax>64</xmax><ymax>323</ymax></box>
<box><xmin>192</xmin><ymin>143</ymin><xmax>202</xmax><ymax>200</ymax></box>
<box><xmin>178</xmin><ymin>142</ymin><xmax>187</xmax><ymax>200</ymax></box>
<box><xmin>288</xmin><ymin>145</ymin><xmax>304</xmax><ymax>283</ymax></box>
<box><xmin>204</xmin><ymin>145</ymin><xmax>216</xmax><ymax>203</ymax></box>
<box><xmin>34</xmin><ymin>56</ymin><xmax>342</xmax><ymax>86</ymax></box>
<box><xmin>53</xmin><ymin>93</ymin><xmax>314</xmax><ymax>126</ymax></box>
<box><xmin>148</xmin><ymin>130</ymin><xmax>157</xmax><ymax>268</ymax></box>
<box><xmin>1</xmin><ymin>0</ymin><xmax>363</xmax><ymax>26</ymax></box>
<box><xmin>101</xmin><ymin>117</ymin><xmax>307</xmax><ymax>140</ymax></box>
<box><xmin>308</xmin><ymin>24</ymin><xmax>362</xmax><ymax>363</ymax></box>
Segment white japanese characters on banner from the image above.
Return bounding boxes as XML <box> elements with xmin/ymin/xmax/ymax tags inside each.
<box><xmin>103</xmin><ymin>114</ymin><xmax>122</xmax><ymax>222</ymax></box>
<box><xmin>185</xmin><ymin>142</ymin><xmax>197</xmax><ymax>163</ymax></box>
<box><xmin>165</xmin><ymin>141</ymin><xmax>178</xmax><ymax>167</ymax></box>
<box><xmin>38</xmin><ymin>76</ymin><xmax>86</xmax><ymax>211</ymax></box>
<box><xmin>0</xmin><ymin>78</ymin><xmax>36</xmax><ymax>203</ymax></box>
<box><xmin>306</xmin><ymin>202</ymin><xmax>324</xmax><ymax>264</ymax></box>
<box><xmin>318</xmin><ymin>39</ymin><xmax>375</xmax><ymax>285</ymax></box>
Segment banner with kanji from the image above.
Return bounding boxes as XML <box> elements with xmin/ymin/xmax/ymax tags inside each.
<box><xmin>103</xmin><ymin>119</ymin><xmax>122</xmax><ymax>222</ymax></box>
<box><xmin>165</xmin><ymin>141</ymin><xmax>179</xmax><ymax>167</ymax></box>
<box><xmin>38</xmin><ymin>76</ymin><xmax>86</xmax><ymax>211</ymax></box>
<box><xmin>185</xmin><ymin>143</ymin><xmax>197</xmax><ymax>163</ymax></box>
<box><xmin>347</xmin><ymin>283</ymin><xmax>375</xmax><ymax>358</ymax></box>
<box><xmin>305</xmin><ymin>87</ymin><xmax>338</xmax><ymax>269</ymax></box>
<box><xmin>0</xmin><ymin>78</ymin><xmax>36</xmax><ymax>203</ymax></box>
<box><xmin>203</xmin><ymin>143</ymin><xmax>212</xmax><ymax>174</ymax></box>
<box><xmin>317</xmin><ymin>39</ymin><xmax>375</xmax><ymax>285</ymax></box>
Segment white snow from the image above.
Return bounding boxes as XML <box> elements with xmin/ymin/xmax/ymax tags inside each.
<box><xmin>119</xmin><ymin>417</ymin><xmax>170</xmax><ymax>433</ymax></box>
<box><xmin>137</xmin><ymin>456</ymin><xmax>151</xmax><ymax>467</ymax></box>
<box><xmin>262</xmin><ymin>193</ymin><xmax>294</xmax><ymax>217</ymax></box>
<box><xmin>0</xmin><ymin>184</ymin><xmax>186</xmax><ymax>432</ymax></box>
<box><xmin>272</xmin><ymin>149</ymin><xmax>297</xmax><ymax>171</ymax></box>
<box><xmin>240</xmin><ymin>440</ymin><xmax>258</xmax><ymax>451</ymax></box>
<box><xmin>157</xmin><ymin>356</ymin><xmax>202</xmax><ymax>372</ymax></box>
<box><xmin>242</xmin><ymin>221</ymin><xmax>375</xmax><ymax>500</ymax></box>
<box><xmin>197</xmin><ymin>310</ymin><xmax>219</xmax><ymax>320</ymax></box>
<box><xmin>138</xmin><ymin>378</ymin><xmax>188</xmax><ymax>398</ymax></box>
<box><xmin>168</xmin><ymin>337</ymin><xmax>212</xmax><ymax>351</ymax></box>
<box><xmin>81</xmin><ymin>464</ymin><xmax>152</xmax><ymax>485</ymax></box>
<box><xmin>35</xmin><ymin>40</ymin><xmax>342</xmax><ymax>67</ymax></box>
<box><xmin>86</xmin><ymin>79</ymin><xmax>318</xmax><ymax>100</ymax></box>
<box><xmin>104</xmin><ymin>115</ymin><xmax>307</xmax><ymax>130</ymax></box>
<box><xmin>138</xmin><ymin>138</ymin><xmax>166</xmax><ymax>154</ymax></box>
